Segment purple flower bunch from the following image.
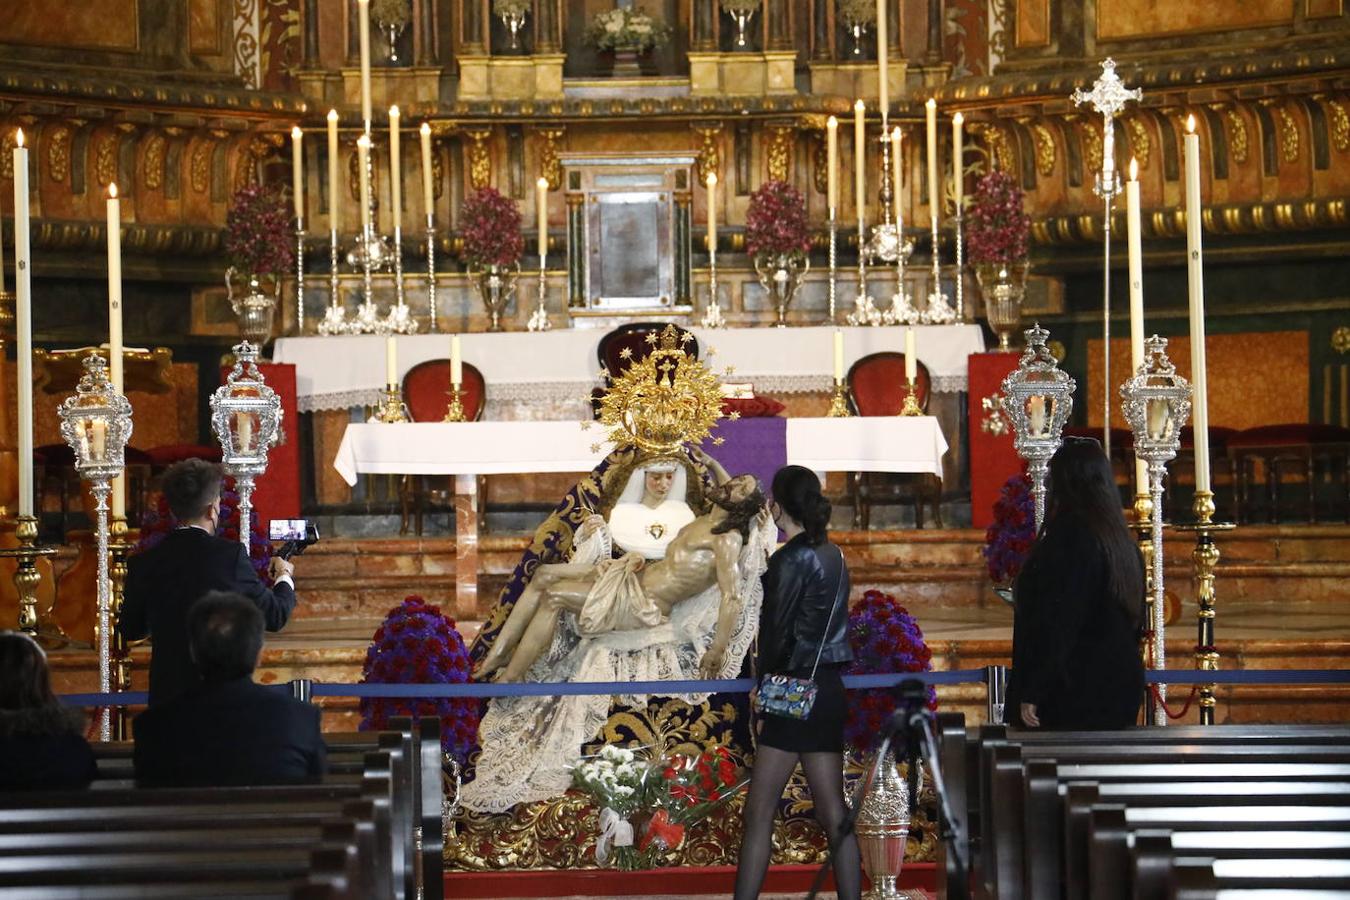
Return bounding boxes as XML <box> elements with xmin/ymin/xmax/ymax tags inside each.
<box><xmin>135</xmin><ymin>477</ymin><xmax>274</xmax><ymax>585</ymax></box>
<box><xmin>459</xmin><ymin>186</ymin><xmax>523</xmax><ymax>269</ymax></box>
<box><xmin>745</xmin><ymin>180</ymin><xmax>812</xmax><ymax>260</ymax></box>
<box><xmin>965</xmin><ymin>171</ymin><xmax>1031</xmax><ymax>266</ymax></box>
<box><xmin>360</xmin><ymin>595</ymin><xmax>480</xmax><ymax>766</ymax></box>
<box><xmin>982</xmin><ymin>471</ymin><xmax>1035</xmax><ymax>584</ymax></box>
<box><xmin>844</xmin><ymin>590</ymin><xmax>937</xmax><ymax>753</ymax></box>
<box><xmin>225</xmin><ymin>184</ymin><xmax>295</xmax><ymax>276</ymax></box>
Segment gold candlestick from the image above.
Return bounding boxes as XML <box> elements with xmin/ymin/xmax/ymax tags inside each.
<box><xmin>108</xmin><ymin>515</ymin><xmax>135</xmax><ymax>740</ymax></box>
<box><xmin>444</xmin><ymin>385</ymin><xmax>467</xmax><ymax>422</ymax></box>
<box><xmin>373</xmin><ymin>384</ymin><xmax>409</xmax><ymax>423</ymax></box>
<box><xmin>1175</xmin><ymin>489</ymin><xmax>1234</xmax><ymax>726</ymax></box>
<box><xmin>827</xmin><ymin>380</ymin><xmax>852</xmax><ymax>417</ymax></box>
<box><xmin>899</xmin><ymin>379</ymin><xmax>923</xmax><ymax>416</ymax></box>
<box><xmin>0</xmin><ymin>516</ymin><xmax>60</xmax><ymax>644</ymax></box>
<box><xmin>1132</xmin><ymin>490</ymin><xmax>1157</xmax><ymax>720</ymax></box>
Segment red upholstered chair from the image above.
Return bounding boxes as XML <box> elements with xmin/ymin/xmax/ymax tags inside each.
<box><xmin>591</xmin><ymin>322</ymin><xmax>700</xmax><ymax>417</ymax></box>
<box><xmin>399</xmin><ymin>359</ymin><xmax>487</xmax><ymax>536</ymax></box>
<box><xmin>1228</xmin><ymin>424</ymin><xmax>1350</xmax><ymax>524</ymax></box>
<box><xmin>845</xmin><ymin>352</ymin><xmax>942</xmax><ymax>529</ymax></box>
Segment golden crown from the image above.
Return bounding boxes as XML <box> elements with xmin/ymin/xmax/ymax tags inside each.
<box><xmin>596</xmin><ymin>325</ymin><xmax>727</xmax><ymax>456</ymax></box>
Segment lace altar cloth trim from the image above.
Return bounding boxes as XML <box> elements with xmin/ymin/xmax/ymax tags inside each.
<box><xmin>294</xmin><ymin>375</ymin><xmax>968</xmax><ymax>413</ymax></box>
<box><xmin>460</xmin><ymin>519</ymin><xmax>776</xmax><ymax>814</ymax></box>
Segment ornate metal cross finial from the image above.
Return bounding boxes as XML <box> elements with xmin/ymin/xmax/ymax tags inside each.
<box><xmin>1071</xmin><ymin>58</ymin><xmax>1142</xmax><ymax>199</ymax></box>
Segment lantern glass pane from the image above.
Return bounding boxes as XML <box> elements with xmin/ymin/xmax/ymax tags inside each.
<box><xmin>1146</xmin><ymin>397</ymin><xmax>1171</xmax><ymax>441</ymax></box>
<box><xmin>80</xmin><ymin>416</ymin><xmax>109</xmax><ymax>465</ymax></box>
<box><xmin>233</xmin><ymin>411</ymin><xmax>259</xmax><ymax>455</ymax></box>
<box><xmin>1026</xmin><ymin>395</ymin><xmax>1050</xmax><ymax>438</ymax></box>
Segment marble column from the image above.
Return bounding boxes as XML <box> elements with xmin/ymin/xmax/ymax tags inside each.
<box><xmin>346</xmin><ymin>0</ymin><xmax>361</xmax><ymax>65</ymax></box>
<box><xmin>766</xmin><ymin>0</ymin><xmax>792</xmax><ymax>50</ymax></box>
<box><xmin>535</xmin><ymin>0</ymin><xmax>558</xmax><ymax>52</ymax></box>
<box><xmin>925</xmin><ymin>0</ymin><xmax>942</xmax><ymax>63</ymax></box>
<box><xmin>813</xmin><ymin>0</ymin><xmax>832</xmax><ymax>59</ymax></box>
<box><xmin>566</xmin><ymin>192</ymin><xmax>586</xmax><ymax>308</ymax></box>
<box><xmin>693</xmin><ymin>0</ymin><xmax>717</xmax><ymax>51</ymax></box>
<box><xmin>303</xmin><ymin>0</ymin><xmax>321</xmax><ymax>67</ymax></box>
<box><xmin>888</xmin><ymin>0</ymin><xmax>901</xmax><ymax>56</ymax></box>
<box><xmin>674</xmin><ymin>190</ymin><xmax>692</xmax><ymax>305</ymax></box>
<box><xmin>417</xmin><ymin>0</ymin><xmax>439</xmax><ymax>64</ymax></box>
<box><xmin>461</xmin><ymin>0</ymin><xmax>486</xmax><ymax>54</ymax></box>
<box><xmin>453</xmin><ymin>475</ymin><xmax>479</xmax><ymax>620</ymax></box>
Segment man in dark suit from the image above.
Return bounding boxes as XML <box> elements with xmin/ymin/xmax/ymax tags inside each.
<box><xmin>120</xmin><ymin>458</ymin><xmax>297</xmax><ymax>706</ymax></box>
<box><xmin>132</xmin><ymin>591</ymin><xmax>325</xmax><ymax>787</ymax></box>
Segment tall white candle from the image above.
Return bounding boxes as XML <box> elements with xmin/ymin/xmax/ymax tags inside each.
<box><xmin>706</xmin><ymin>172</ymin><xmax>717</xmax><ymax>254</ymax></box>
<box><xmin>326</xmin><ymin>110</ymin><xmax>341</xmax><ymax>234</ymax></box>
<box><xmin>1125</xmin><ymin>158</ymin><xmax>1147</xmax><ymax>497</ymax></box>
<box><xmin>853</xmin><ymin>100</ymin><xmax>866</xmax><ymax>226</ymax></box>
<box><xmin>357</xmin><ymin>135</ymin><xmax>372</xmax><ymax>235</ymax></box>
<box><xmin>1184</xmin><ymin>115</ymin><xmax>1211</xmax><ymax>493</ymax></box>
<box><xmin>388</xmin><ymin>106</ymin><xmax>401</xmax><ymax>232</ymax></box>
<box><xmin>13</xmin><ymin>130</ymin><xmax>33</xmax><ymax>517</ymax></box>
<box><xmin>107</xmin><ymin>183</ymin><xmax>125</xmax><ymax>519</ymax></box>
<box><xmin>536</xmin><ymin>177</ymin><xmax>549</xmax><ymax>257</ymax></box>
<box><xmin>952</xmin><ymin>112</ymin><xmax>964</xmax><ymax>210</ymax></box>
<box><xmin>826</xmin><ymin>116</ymin><xmax>839</xmax><ymax>212</ymax></box>
<box><xmin>905</xmin><ymin>326</ymin><xmax>917</xmax><ymax>382</ymax></box>
<box><xmin>925</xmin><ymin>98</ymin><xmax>939</xmax><ymax>227</ymax></box>
<box><xmin>420</xmin><ymin>123</ymin><xmax>434</xmax><ymax>214</ymax></box>
<box><xmin>357</xmin><ymin>0</ymin><xmax>372</xmax><ymax>131</ymax></box>
<box><xmin>451</xmin><ymin>335</ymin><xmax>463</xmax><ymax>387</ymax></box>
<box><xmin>385</xmin><ymin>336</ymin><xmax>398</xmax><ymax>386</ymax></box>
<box><xmin>890</xmin><ymin>126</ymin><xmax>902</xmax><ymax>224</ymax></box>
<box><xmin>833</xmin><ymin>329</ymin><xmax>844</xmax><ymax>382</ymax></box>
<box><xmin>875</xmin><ymin>0</ymin><xmax>888</xmax><ymax>123</ymax></box>
<box><xmin>290</xmin><ymin>126</ymin><xmax>304</xmax><ymax>221</ymax></box>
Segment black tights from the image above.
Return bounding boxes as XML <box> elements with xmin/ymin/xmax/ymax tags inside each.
<box><xmin>732</xmin><ymin>744</ymin><xmax>862</xmax><ymax>900</ymax></box>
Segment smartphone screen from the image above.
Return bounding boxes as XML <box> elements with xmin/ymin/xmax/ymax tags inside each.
<box><xmin>269</xmin><ymin>519</ymin><xmax>307</xmax><ymax>541</ymax></box>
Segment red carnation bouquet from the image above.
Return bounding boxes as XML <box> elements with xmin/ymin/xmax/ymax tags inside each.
<box><xmin>745</xmin><ymin>179</ymin><xmax>812</xmax><ymax>261</ymax></box>
<box><xmin>459</xmin><ymin>186</ymin><xmax>523</xmax><ymax>269</ymax></box>
<box><xmin>225</xmin><ymin>184</ymin><xmax>295</xmax><ymax>277</ymax></box>
<box><xmin>965</xmin><ymin>170</ymin><xmax>1031</xmax><ymax>266</ymax></box>
<box><xmin>844</xmin><ymin>590</ymin><xmax>937</xmax><ymax>754</ymax></box>
<box><xmin>982</xmin><ymin>471</ymin><xmax>1035</xmax><ymax>586</ymax></box>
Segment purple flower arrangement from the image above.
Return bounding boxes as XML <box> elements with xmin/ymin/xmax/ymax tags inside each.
<box><xmin>360</xmin><ymin>595</ymin><xmax>480</xmax><ymax>766</ymax></box>
<box><xmin>982</xmin><ymin>471</ymin><xmax>1035</xmax><ymax>585</ymax></box>
<box><xmin>965</xmin><ymin>171</ymin><xmax>1031</xmax><ymax>266</ymax></box>
<box><xmin>844</xmin><ymin>590</ymin><xmax>937</xmax><ymax>753</ymax></box>
<box><xmin>745</xmin><ymin>180</ymin><xmax>812</xmax><ymax>261</ymax></box>
<box><xmin>459</xmin><ymin>186</ymin><xmax>523</xmax><ymax>269</ymax></box>
<box><xmin>225</xmin><ymin>184</ymin><xmax>295</xmax><ymax>277</ymax></box>
<box><xmin>135</xmin><ymin>477</ymin><xmax>274</xmax><ymax>585</ymax></box>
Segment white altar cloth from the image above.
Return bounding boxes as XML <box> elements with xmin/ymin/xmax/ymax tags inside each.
<box><xmin>276</xmin><ymin>324</ymin><xmax>985</xmax><ymax>413</ymax></box>
<box><xmin>332</xmin><ymin>416</ymin><xmax>948</xmax><ymax>485</ymax></box>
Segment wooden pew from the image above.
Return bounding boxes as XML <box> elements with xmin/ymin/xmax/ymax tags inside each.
<box><xmin>1131</xmin><ymin>830</ymin><xmax>1350</xmax><ymax>899</ymax></box>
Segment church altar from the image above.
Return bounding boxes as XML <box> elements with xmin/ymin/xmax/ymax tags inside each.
<box><xmin>275</xmin><ymin>324</ymin><xmax>985</xmax><ymax>416</ymax></box>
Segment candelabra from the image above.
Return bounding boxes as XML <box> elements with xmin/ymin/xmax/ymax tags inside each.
<box><xmin>826</xmin><ymin>205</ymin><xmax>838</xmax><ymax>323</ymax></box>
<box><xmin>0</xmin><ymin>516</ymin><xmax>58</xmax><ymax>644</ymax></box>
<box><xmin>701</xmin><ymin>241</ymin><xmax>725</xmax><ymax>329</ymax></box>
<box><xmin>1000</xmin><ymin>323</ymin><xmax>1076</xmax><ymax>531</ymax></box>
<box><xmin>899</xmin><ymin>379</ymin><xmax>923</xmax><ymax>416</ymax></box>
<box><xmin>319</xmin><ymin>226</ymin><xmax>348</xmax><ymax>334</ymax></box>
<box><xmin>382</xmin><ymin>221</ymin><xmax>419</xmax><ymax>334</ymax></box>
<box><xmin>953</xmin><ymin>206</ymin><xmax>964</xmax><ymax>320</ymax></box>
<box><xmin>58</xmin><ymin>354</ymin><xmax>133</xmax><ymax>741</ymax></box>
<box><xmin>108</xmin><ymin>516</ymin><xmax>134</xmax><ymax>740</ymax></box>
<box><xmin>1120</xmin><ymin>335</ymin><xmax>1192</xmax><ymax>726</ymax></box>
<box><xmin>528</xmin><ymin>251</ymin><xmax>552</xmax><ymax>332</ymax></box>
<box><xmin>295</xmin><ymin>217</ymin><xmax>306</xmax><ymax>334</ymax></box>
<box><xmin>1174</xmin><ymin>483</ymin><xmax>1235</xmax><ymax>725</ymax></box>
<box><xmin>848</xmin><ymin>135</ymin><xmax>881</xmax><ymax>326</ymax></box>
<box><xmin>426</xmin><ymin>213</ymin><xmax>438</xmax><ymax>331</ymax></box>
<box><xmin>210</xmin><ymin>342</ymin><xmax>282</xmax><ymax>547</ymax></box>
<box><xmin>444</xmin><ymin>385</ymin><xmax>467</xmax><ymax>422</ymax></box>
<box><xmin>1073</xmin><ymin>58</ymin><xmax>1141</xmax><ymax>458</ymax></box>
<box><xmin>826</xmin><ymin>379</ymin><xmax>851</xmax><ymax>417</ymax></box>
<box><xmin>374</xmin><ymin>384</ymin><xmax>411</xmax><ymax>422</ymax></box>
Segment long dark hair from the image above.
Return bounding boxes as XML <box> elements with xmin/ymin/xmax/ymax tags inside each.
<box><xmin>771</xmin><ymin>465</ymin><xmax>832</xmax><ymax>546</ymax></box>
<box><xmin>0</xmin><ymin>632</ymin><xmax>59</xmax><ymax>711</ymax></box>
<box><xmin>1043</xmin><ymin>437</ymin><xmax>1144</xmax><ymax>621</ymax></box>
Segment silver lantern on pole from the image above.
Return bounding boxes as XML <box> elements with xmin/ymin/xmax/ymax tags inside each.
<box><xmin>210</xmin><ymin>341</ymin><xmax>282</xmax><ymax>548</ymax></box>
<box><xmin>1000</xmin><ymin>323</ymin><xmax>1076</xmax><ymax>532</ymax></box>
<box><xmin>58</xmin><ymin>354</ymin><xmax>133</xmax><ymax>741</ymax></box>
<box><xmin>1120</xmin><ymin>334</ymin><xmax>1191</xmax><ymax>726</ymax></box>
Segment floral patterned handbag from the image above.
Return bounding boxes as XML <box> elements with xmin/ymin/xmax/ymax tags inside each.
<box><xmin>754</xmin><ymin>549</ymin><xmax>845</xmax><ymax>720</ymax></box>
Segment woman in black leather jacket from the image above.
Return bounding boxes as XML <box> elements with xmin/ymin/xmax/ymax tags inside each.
<box><xmin>733</xmin><ymin>465</ymin><xmax>861</xmax><ymax>900</ymax></box>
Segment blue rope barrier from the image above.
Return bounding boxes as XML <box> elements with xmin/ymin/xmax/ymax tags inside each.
<box><xmin>57</xmin><ymin>668</ymin><xmax>1350</xmax><ymax>708</ymax></box>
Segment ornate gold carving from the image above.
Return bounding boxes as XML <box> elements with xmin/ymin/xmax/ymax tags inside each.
<box><xmin>812</xmin><ymin>129</ymin><xmax>828</xmax><ymax>195</ymax></box>
<box><xmin>46</xmin><ymin>125</ymin><xmax>71</xmax><ymax>184</ymax></box>
<box><xmin>1278</xmin><ymin>106</ymin><xmax>1299</xmax><ymax>163</ymax></box>
<box><xmin>346</xmin><ymin>147</ymin><xmax>361</xmax><ymax>201</ymax></box>
<box><xmin>1332</xmin><ymin>326</ymin><xmax>1350</xmax><ymax>355</ymax></box>
<box><xmin>431</xmin><ymin>147</ymin><xmax>445</xmax><ymax>200</ymax></box>
<box><xmin>977</xmin><ymin>124</ymin><xmax>1015</xmax><ymax>173</ymax></box>
<box><xmin>1126</xmin><ymin>117</ymin><xmax>1150</xmax><ymax>170</ymax></box>
<box><xmin>764</xmin><ymin>123</ymin><xmax>796</xmax><ymax>184</ymax></box>
<box><xmin>464</xmin><ymin>128</ymin><xmax>493</xmax><ymax>190</ymax></box>
<box><xmin>1031</xmin><ymin>123</ymin><xmax>1056</xmax><ymax>176</ymax></box>
<box><xmin>94</xmin><ymin>132</ymin><xmax>119</xmax><ymax>187</ymax></box>
<box><xmin>597</xmin><ymin>325</ymin><xmax>724</xmax><ymax>455</ymax></box>
<box><xmin>234</xmin><ymin>147</ymin><xmax>258</xmax><ymax>194</ymax></box>
<box><xmin>1082</xmin><ymin>121</ymin><xmax>1103</xmax><ymax>176</ymax></box>
<box><xmin>0</xmin><ymin>131</ymin><xmax>13</xmax><ymax>180</ymax></box>
<box><xmin>1327</xmin><ymin>99</ymin><xmax>1350</xmax><ymax>153</ymax></box>
<box><xmin>1225</xmin><ymin>108</ymin><xmax>1250</xmax><ymax>164</ymax></box>
<box><xmin>980</xmin><ymin>393</ymin><xmax>1010</xmax><ymax>436</ymax></box>
<box><xmin>692</xmin><ymin>123</ymin><xmax>722</xmax><ymax>184</ymax></box>
<box><xmin>190</xmin><ymin>141</ymin><xmax>211</xmax><ymax>194</ymax></box>
<box><xmin>142</xmin><ymin>132</ymin><xmax>166</xmax><ymax>190</ymax></box>
<box><xmin>535</xmin><ymin>127</ymin><xmax>566</xmax><ymax>191</ymax></box>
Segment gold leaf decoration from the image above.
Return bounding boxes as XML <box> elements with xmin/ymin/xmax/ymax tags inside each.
<box><xmin>46</xmin><ymin>125</ymin><xmax>71</xmax><ymax>184</ymax></box>
<box><xmin>1031</xmin><ymin>122</ymin><xmax>1056</xmax><ymax>176</ymax></box>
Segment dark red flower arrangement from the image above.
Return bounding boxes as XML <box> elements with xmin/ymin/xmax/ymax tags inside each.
<box><xmin>965</xmin><ymin>170</ymin><xmax>1031</xmax><ymax>266</ymax></box>
<box><xmin>982</xmin><ymin>471</ymin><xmax>1036</xmax><ymax>585</ymax></box>
<box><xmin>844</xmin><ymin>590</ymin><xmax>937</xmax><ymax>753</ymax></box>
<box><xmin>359</xmin><ymin>595</ymin><xmax>479</xmax><ymax>766</ymax></box>
<box><xmin>745</xmin><ymin>179</ymin><xmax>812</xmax><ymax>261</ymax></box>
<box><xmin>135</xmin><ymin>477</ymin><xmax>273</xmax><ymax>585</ymax></box>
<box><xmin>459</xmin><ymin>186</ymin><xmax>523</xmax><ymax>269</ymax></box>
<box><xmin>225</xmin><ymin>184</ymin><xmax>295</xmax><ymax>277</ymax></box>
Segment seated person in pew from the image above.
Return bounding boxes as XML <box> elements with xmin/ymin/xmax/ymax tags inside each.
<box><xmin>1006</xmin><ymin>437</ymin><xmax>1146</xmax><ymax>730</ymax></box>
<box><xmin>133</xmin><ymin>591</ymin><xmax>325</xmax><ymax>787</ymax></box>
<box><xmin>0</xmin><ymin>631</ymin><xmax>97</xmax><ymax>790</ymax></box>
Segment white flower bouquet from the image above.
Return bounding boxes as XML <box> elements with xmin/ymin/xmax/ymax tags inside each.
<box><xmin>586</xmin><ymin>6</ymin><xmax>672</xmax><ymax>52</ymax></box>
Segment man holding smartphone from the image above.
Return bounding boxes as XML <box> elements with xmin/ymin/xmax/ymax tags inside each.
<box><xmin>120</xmin><ymin>458</ymin><xmax>298</xmax><ymax>706</ymax></box>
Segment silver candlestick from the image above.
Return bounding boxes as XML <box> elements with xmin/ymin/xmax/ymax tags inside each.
<box><xmin>528</xmin><ymin>251</ymin><xmax>552</xmax><ymax>331</ymax></box>
<box><xmin>426</xmin><ymin>213</ymin><xmax>438</xmax><ymax>331</ymax></box>
<box><xmin>1073</xmin><ymin>57</ymin><xmax>1142</xmax><ymax>458</ymax></box>
<box><xmin>954</xmin><ymin>206</ymin><xmax>964</xmax><ymax>319</ymax></box>
<box><xmin>827</xmin><ymin>206</ymin><xmax>837</xmax><ymax>324</ymax></box>
<box><xmin>701</xmin><ymin>242</ymin><xmax>725</xmax><ymax>328</ymax></box>
<box><xmin>295</xmin><ymin>217</ymin><xmax>306</xmax><ymax>334</ymax></box>
<box><xmin>319</xmin><ymin>226</ymin><xmax>348</xmax><ymax>334</ymax></box>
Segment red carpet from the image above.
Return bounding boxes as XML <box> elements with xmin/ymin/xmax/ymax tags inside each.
<box><xmin>445</xmin><ymin>862</ymin><xmax>937</xmax><ymax>897</ymax></box>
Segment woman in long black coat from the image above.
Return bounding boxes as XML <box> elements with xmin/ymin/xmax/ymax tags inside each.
<box><xmin>1007</xmin><ymin>437</ymin><xmax>1146</xmax><ymax>730</ymax></box>
<box><xmin>0</xmin><ymin>631</ymin><xmax>97</xmax><ymax>790</ymax></box>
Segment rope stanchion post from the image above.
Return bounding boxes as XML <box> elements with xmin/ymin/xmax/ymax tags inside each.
<box><xmin>289</xmin><ymin>678</ymin><xmax>314</xmax><ymax>703</ymax></box>
<box><xmin>984</xmin><ymin>664</ymin><xmax>1007</xmax><ymax>726</ymax></box>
